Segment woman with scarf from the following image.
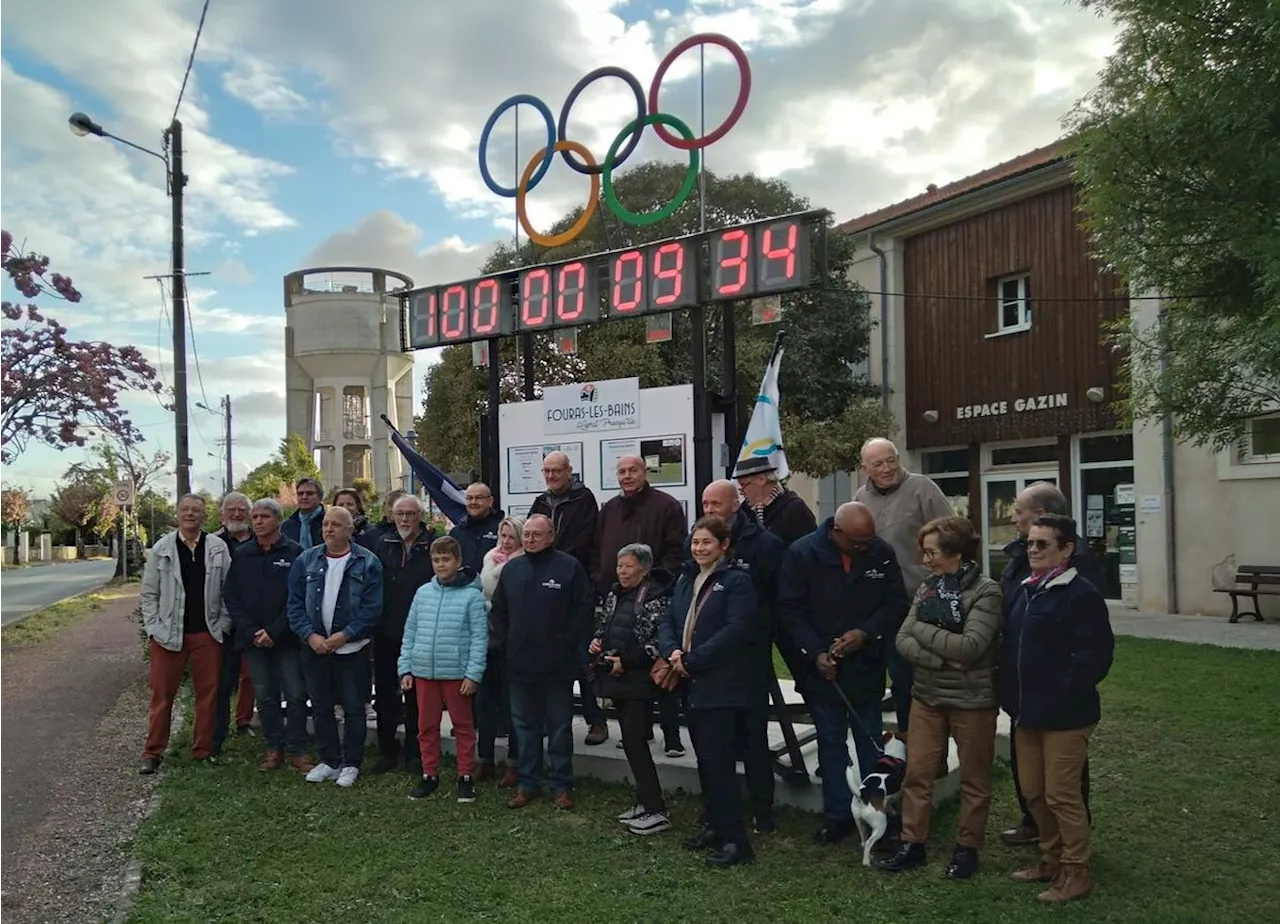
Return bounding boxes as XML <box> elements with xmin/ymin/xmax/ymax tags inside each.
<box><xmin>877</xmin><ymin>516</ymin><xmax>1003</xmax><ymax>880</ymax></box>
<box><xmin>477</xmin><ymin>516</ymin><xmax>525</xmax><ymax>785</ymax></box>
<box><xmin>999</xmin><ymin>514</ymin><xmax>1113</xmax><ymax>905</ymax></box>
<box><xmin>589</xmin><ymin>543</ymin><xmax>674</xmax><ymax>836</ymax></box>
<box><xmin>657</xmin><ymin>516</ymin><xmax>763</xmax><ymax>869</ymax></box>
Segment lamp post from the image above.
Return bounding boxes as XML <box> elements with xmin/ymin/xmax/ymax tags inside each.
<box><xmin>197</xmin><ymin>395</ymin><xmax>233</xmax><ymax>494</ymax></box>
<box><xmin>69</xmin><ymin>111</ymin><xmax>191</xmax><ymax>498</ymax></box>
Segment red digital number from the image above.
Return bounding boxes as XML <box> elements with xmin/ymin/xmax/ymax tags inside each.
<box><xmin>715</xmin><ymin>229</ymin><xmax>750</xmax><ymax>295</ymax></box>
<box><xmin>612</xmin><ymin>250</ymin><xmax>644</xmax><ymax>313</ymax></box>
<box><xmin>557</xmin><ymin>262</ymin><xmax>587</xmax><ymax>322</ymax></box>
<box><xmin>651</xmin><ymin>242</ymin><xmax>684</xmax><ymax>306</ymax></box>
<box><xmin>759</xmin><ymin>221</ymin><xmax>798</xmax><ymax>286</ymax></box>
<box><xmin>441</xmin><ymin>284</ymin><xmax>467</xmax><ymax>339</ymax></box>
<box><xmin>471</xmin><ymin>278</ymin><xmax>500</xmax><ymax>335</ymax></box>
<box><xmin>521</xmin><ymin>269</ymin><xmax>551</xmax><ymax>327</ymax></box>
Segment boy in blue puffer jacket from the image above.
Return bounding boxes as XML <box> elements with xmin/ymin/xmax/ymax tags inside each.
<box><xmin>398</xmin><ymin>536</ymin><xmax>488</xmax><ymax>802</ymax></box>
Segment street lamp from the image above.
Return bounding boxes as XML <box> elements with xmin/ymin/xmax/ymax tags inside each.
<box><xmin>196</xmin><ymin>395</ymin><xmax>233</xmax><ymax>494</ymax></box>
<box><xmin>69</xmin><ymin>111</ymin><xmax>191</xmax><ymax>498</ymax></box>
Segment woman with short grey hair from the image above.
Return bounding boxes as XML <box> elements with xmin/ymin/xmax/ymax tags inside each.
<box><xmin>588</xmin><ymin>542</ymin><xmax>675</xmax><ymax>835</ymax></box>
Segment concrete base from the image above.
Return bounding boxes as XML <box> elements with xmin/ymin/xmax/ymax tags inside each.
<box><xmin>386</xmin><ymin>678</ymin><xmax>1012</xmax><ymax>815</ymax></box>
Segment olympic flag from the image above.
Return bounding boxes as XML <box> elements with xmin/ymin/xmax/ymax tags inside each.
<box><xmin>734</xmin><ymin>333</ymin><xmax>789</xmax><ymax>481</ymax></box>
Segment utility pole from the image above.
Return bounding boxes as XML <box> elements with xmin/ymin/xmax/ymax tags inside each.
<box><xmin>223</xmin><ymin>394</ymin><xmax>233</xmax><ymax>493</ymax></box>
<box><xmin>168</xmin><ymin>118</ymin><xmax>191</xmax><ymax>498</ymax></box>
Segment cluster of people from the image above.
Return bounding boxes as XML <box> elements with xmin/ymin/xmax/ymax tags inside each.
<box><xmin>137</xmin><ymin>439</ymin><xmax>1114</xmax><ymax>900</ymax></box>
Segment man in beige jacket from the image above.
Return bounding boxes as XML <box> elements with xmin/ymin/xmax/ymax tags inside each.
<box><xmin>139</xmin><ymin>493</ymin><xmax>232</xmax><ymax>773</ymax></box>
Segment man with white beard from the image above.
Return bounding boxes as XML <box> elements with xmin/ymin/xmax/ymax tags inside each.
<box><xmin>370</xmin><ymin>494</ymin><xmax>438</xmax><ymax>775</ymax></box>
<box><xmin>213</xmin><ymin>491</ymin><xmax>257</xmax><ymax>755</ymax></box>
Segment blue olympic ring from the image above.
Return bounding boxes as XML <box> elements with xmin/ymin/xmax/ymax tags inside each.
<box><xmin>476</xmin><ymin>94</ymin><xmax>556</xmax><ymax>199</ymax></box>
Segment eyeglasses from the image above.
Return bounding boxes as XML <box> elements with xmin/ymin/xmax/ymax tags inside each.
<box><xmin>921</xmin><ymin>548</ymin><xmax>941</xmax><ymax>560</ymax></box>
<box><xmin>465</xmin><ymin>494</ymin><xmax>492</xmax><ymax>502</ymax></box>
<box><xmin>865</xmin><ymin>457</ymin><xmax>899</xmax><ymax>470</ymax></box>
<box><xmin>541</xmin><ymin>467</ymin><xmax>567</xmax><ymax>475</ymax></box>
<box><xmin>1026</xmin><ymin>538</ymin><xmax>1058</xmax><ymax>551</ymax></box>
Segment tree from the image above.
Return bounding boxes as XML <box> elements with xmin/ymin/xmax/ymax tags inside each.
<box><xmin>97</xmin><ymin>432</ymin><xmax>171</xmax><ymax>496</ymax></box>
<box><xmin>1</xmin><ymin>487</ymin><xmax>30</xmax><ymax>534</ymax></box>
<box><xmin>236</xmin><ymin>434</ymin><xmax>323</xmax><ymax>512</ymax></box>
<box><xmin>50</xmin><ymin>462</ymin><xmax>117</xmax><ymax>558</ymax></box>
<box><xmin>420</xmin><ymin>163</ymin><xmax>893</xmax><ymax>476</ymax></box>
<box><xmin>135</xmin><ymin>490</ymin><xmax>176</xmax><ymax>545</ymax></box>
<box><xmin>1066</xmin><ymin>0</ymin><xmax>1280</xmax><ymax>449</ymax></box>
<box><xmin>1</xmin><ymin>231</ymin><xmax>163</xmax><ymax>462</ymax></box>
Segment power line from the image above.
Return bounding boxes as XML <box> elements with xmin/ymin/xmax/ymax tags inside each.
<box><xmin>171</xmin><ymin>0</ymin><xmax>213</xmax><ymax>124</ymax></box>
<box><xmin>183</xmin><ymin>293</ymin><xmax>216</xmax><ymax>414</ymax></box>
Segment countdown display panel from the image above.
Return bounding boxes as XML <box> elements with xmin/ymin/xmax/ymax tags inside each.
<box><xmin>403</xmin><ymin>211</ymin><xmax>822</xmax><ymax>349</ymax></box>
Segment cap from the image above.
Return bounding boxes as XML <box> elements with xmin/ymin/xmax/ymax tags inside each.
<box><xmin>732</xmin><ymin>456</ymin><xmax>777</xmax><ymax>478</ymax></box>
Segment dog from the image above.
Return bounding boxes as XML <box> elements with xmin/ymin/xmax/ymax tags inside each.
<box><xmin>847</xmin><ymin>732</ymin><xmax>908</xmax><ymax>866</ymax></box>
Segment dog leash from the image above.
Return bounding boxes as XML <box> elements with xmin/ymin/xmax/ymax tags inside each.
<box><xmin>825</xmin><ymin>672</ymin><xmax>887</xmax><ymax>759</ymax></box>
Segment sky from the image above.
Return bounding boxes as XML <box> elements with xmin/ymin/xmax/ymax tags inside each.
<box><xmin>0</xmin><ymin>0</ymin><xmax>1118</xmax><ymax>498</ymax></box>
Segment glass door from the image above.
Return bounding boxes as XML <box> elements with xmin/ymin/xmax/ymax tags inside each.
<box><xmin>982</xmin><ymin>473</ymin><xmax>1057</xmax><ymax>578</ymax></box>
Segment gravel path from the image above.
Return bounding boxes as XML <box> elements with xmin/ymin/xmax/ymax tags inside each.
<box><xmin>1</xmin><ymin>589</ymin><xmax>162</xmax><ymax>924</ymax></box>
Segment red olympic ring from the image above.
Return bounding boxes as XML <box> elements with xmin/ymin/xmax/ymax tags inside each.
<box><xmin>647</xmin><ymin>33</ymin><xmax>752</xmax><ymax>150</ymax></box>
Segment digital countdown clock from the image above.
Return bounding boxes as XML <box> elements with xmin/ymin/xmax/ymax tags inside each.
<box><xmin>403</xmin><ymin>210</ymin><xmax>823</xmax><ymax>350</ymax></box>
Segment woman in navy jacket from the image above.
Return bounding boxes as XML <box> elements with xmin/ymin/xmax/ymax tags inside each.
<box><xmin>657</xmin><ymin>515</ymin><xmax>764</xmax><ymax>869</ymax></box>
<box><xmin>999</xmin><ymin>513</ymin><xmax>1113</xmax><ymax>905</ymax></box>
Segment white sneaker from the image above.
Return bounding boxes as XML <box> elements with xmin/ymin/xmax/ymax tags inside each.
<box><xmin>617</xmin><ymin>804</ymin><xmax>645</xmax><ymax>823</ymax></box>
<box><xmin>627</xmin><ymin>812</ymin><xmax>672</xmax><ymax>835</ymax></box>
<box><xmin>305</xmin><ymin>762</ymin><xmax>340</xmax><ymax>783</ymax></box>
<box><xmin>336</xmin><ymin>766</ymin><xmax>360</xmax><ymax>788</ymax></box>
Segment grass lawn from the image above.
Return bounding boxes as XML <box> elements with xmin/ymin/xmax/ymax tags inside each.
<box><xmin>1</xmin><ymin>581</ymin><xmax>137</xmax><ymax>648</ymax></box>
<box><xmin>125</xmin><ymin>637</ymin><xmax>1280</xmax><ymax>924</ymax></box>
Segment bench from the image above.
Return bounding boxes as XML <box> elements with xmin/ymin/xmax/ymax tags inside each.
<box><xmin>1214</xmin><ymin>565</ymin><xmax>1280</xmax><ymax>623</ymax></box>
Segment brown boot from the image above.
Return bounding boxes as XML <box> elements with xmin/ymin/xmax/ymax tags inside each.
<box><xmin>498</xmin><ymin>766</ymin><xmax>519</xmax><ymax>788</ymax></box>
<box><xmin>289</xmin><ymin>754</ymin><xmax>316</xmax><ymax>773</ymax></box>
<box><xmin>1011</xmin><ymin>863</ymin><xmax>1060</xmax><ymax>883</ymax></box>
<box><xmin>553</xmin><ymin>791</ymin><xmax>574</xmax><ymax>810</ymax></box>
<box><xmin>507</xmin><ymin>789</ymin><xmax>538</xmax><ymax>809</ymax></box>
<box><xmin>259</xmin><ymin>750</ymin><xmax>284</xmax><ymax>772</ymax></box>
<box><xmin>1037</xmin><ymin>865</ymin><xmax>1093</xmax><ymax>903</ymax></box>
<box><xmin>584</xmin><ymin>722</ymin><xmax>610</xmax><ymax>745</ymax></box>
<box><xmin>475</xmin><ymin>762</ymin><xmax>494</xmax><ymax>783</ymax></box>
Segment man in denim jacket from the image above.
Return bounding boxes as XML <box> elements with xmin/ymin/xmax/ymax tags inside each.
<box><xmin>287</xmin><ymin>506</ymin><xmax>383</xmax><ymax>787</ymax></box>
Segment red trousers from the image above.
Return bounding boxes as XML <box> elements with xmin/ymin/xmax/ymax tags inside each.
<box><xmin>414</xmin><ymin>678</ymin><xmax>476</xmax><ymax>777</ymax></box>
<box><xmin>145</xmin><ymin>631</ymin><xmax>221</xmax><ymax>760</ymax></box>
<box><xmin>234</xmin><ymin>657</ymin><xmax>255</xmax><ymax>728</ymax></box>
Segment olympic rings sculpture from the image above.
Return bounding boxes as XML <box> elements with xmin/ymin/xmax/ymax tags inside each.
<box><xmin>476</xmin><ymin>33</ymin><xmax>752</xmax><ymax>248</ymax></box>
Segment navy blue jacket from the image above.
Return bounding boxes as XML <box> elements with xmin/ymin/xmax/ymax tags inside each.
<box><xmin>376</xmin><ymin>524</ymin><xmax>438</xmax><ymax>640</ymax></box>
<box><xmin>684</xmin><ymin>507</ymin><xmax>784</xmax><ymax>623</ymax></box>
<box><xmin>776</xmin><ymin>520</ymin><xmax>911</xmax><ymax>706</ymax></box>
<box><xmin>450</xmin><ymin>508</ymin><xmax>505</xmax><ymax>574</ymax></box>
<box><xmin>224</xmin><ymin>535</ymin><xmax>303</xmax><ymax>650</ymax></box>
<box><xmin>282</xmin><ymin>505</ymin><xmax>324</xmax><ymax>548</ymax></box>
<box><xmin>1000</xmin><ymin>567</ymin><xmax>1114</xmax><ymax>730</ymax></box>
<box><xmin>1001</xmin><ymin>538</ymin><xmax>1106</xmax><ymax>612</ymax></box>
<box><xmin>658</xmin><ymin>558</ymin><xmax>766</xmax><ymax>711</ymax></box>
<box><xmin>287</xmin><ymin>543</ymin><xmax>383</xmax><ymax>644</ymax></box>
<box><xmin>490</xmin><ymin>547</ymin><xmax>594</xmax><ymax>683</ymax></box>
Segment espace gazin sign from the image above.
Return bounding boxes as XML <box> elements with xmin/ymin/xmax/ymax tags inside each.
<box><xmin>955</xmin><ymin>392</ymin><xmax>1069</xmax><ymax>419</ymax></box>
<box><xmin>543</xmin><ymin>378</ymin><xmax>641</xmax><ymax>434</ymax></box>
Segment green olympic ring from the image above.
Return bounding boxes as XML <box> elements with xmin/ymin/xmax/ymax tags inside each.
<box><xmin>601</xmin><ymin>113</ymin><xmax>700</xmax><ymax>227</ymax></box>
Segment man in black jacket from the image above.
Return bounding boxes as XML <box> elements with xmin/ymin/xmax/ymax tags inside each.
<box><xmin>527</xmin><ymin>451</ymin><xmax>606</xmax><ymax>741</ymax></box>
<box><xmin>777</xmin><ymin>502</ymin><xmax>911</xmax><ymax>844</ymax></box>
<box><xmin>450</xmin><ymin>482</ymin><xmax>504</xmax><ymax>573</ymax></box>
<box><xmin>733</xmin><ymin>457</ymin><xmax>817</xmax><ymax>548</ymax></box>
<box><xmin>281</xmin><ymin>478</ymin><xmax>325</xmax><ymax>549</ymax></box>
<box><xmin>223</xmin><ymin>498</ymin><xmax>309</xmax><ymax>772</ymax></box>
<box><xmin>213</xmin><ymin>491</ymin><xmax>256</xmax><ymax>755</ymax></box>
<box><xmin>370</xmin><ymin>494</ymin><xmax>437</xmax><ymax>775</ymax></box>
<box><xmin>1000</xmin><ymin>481</ymin><xmax>1102</xmax><ymax>846</ymax></box>
<box><xmin>490</xmin><ymin>514</ymin><xmax>594</xmax><ymax>811</ymax></box>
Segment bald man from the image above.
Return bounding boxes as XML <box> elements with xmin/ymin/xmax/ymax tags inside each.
<box><xmin>777</xmin><ymin>501</ymin><xmax>910</xmax><ymax>845</ymax></box>
<box><xmin>287</xmin><ymin>505</ymin><xmax>384</xmax><ymax>787</ymax></box>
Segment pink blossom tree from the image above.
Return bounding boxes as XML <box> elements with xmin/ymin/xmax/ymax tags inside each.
<box><xmin>1</xmin><ymin>230</ymin><xmax>162</xmax><ymax>463</ymax></box>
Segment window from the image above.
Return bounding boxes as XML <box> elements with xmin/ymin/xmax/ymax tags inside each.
<box><xmin>920</xmin><ymin>448</ymin><xmax>970</xmax><ymax>518</ymax></box>
<box><xmin>990</xmin><ymin>442</ymin><xmax>1057</xmax><ymax>466</ymax></box>
<box><xmin>996</xmin><ymin>273</ymin><xmax>1031</xmax><ymax>333</ymax></box>
<box><xmin>1243</xmin><ymin>414</ymin><xmax>1280</xmax><ymax>463</ymax></box>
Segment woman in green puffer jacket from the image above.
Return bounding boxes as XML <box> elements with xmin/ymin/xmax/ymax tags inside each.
<box><xmin>876</xmin><ymin>516</ymin><xmax>1003</xmax><ymax>881</ymax></box>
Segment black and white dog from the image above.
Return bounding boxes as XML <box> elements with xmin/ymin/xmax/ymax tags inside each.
<box><xmin>847</xmin><ymin>732</ymin><xmax>908</xmax><ymax>866</ymax></box>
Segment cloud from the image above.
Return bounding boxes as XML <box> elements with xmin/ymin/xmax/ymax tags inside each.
<box><xmin>220</xmin><ymin>57</ymin><xmax>308</xmax><ymax>117</ymax></box>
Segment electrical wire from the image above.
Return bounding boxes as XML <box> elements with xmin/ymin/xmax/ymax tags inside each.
<box><xmin>171</xmin><ymin>0</ymin><xmax>213</xmax><ymax>124</ymax></box>
<box><xmin>183</xmin><ymin>292</ymin><xmax>217</xmax><ymax>415</ymax></box>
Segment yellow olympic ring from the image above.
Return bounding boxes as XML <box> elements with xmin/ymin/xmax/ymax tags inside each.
<box><xmin>516</xmin><ymin>140</ymin><xmax>600</xmax><ymax>249</ymax></box>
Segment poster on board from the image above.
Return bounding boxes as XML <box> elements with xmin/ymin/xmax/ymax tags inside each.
<box><xmin>599</xmin><ymin>435</ymin><xmax>687</xmax><ymax>491</ymax></box>
<box><xmin>507</xmin><ymin>442</ymin><xmax>583</xmax><ymax>496</ymax></box>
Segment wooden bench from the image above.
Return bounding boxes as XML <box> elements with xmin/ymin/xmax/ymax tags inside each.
<box><xmin>1214</xmin><ymin>565</ymin><xmax>1280</xmax><ymax>623</ymax></box>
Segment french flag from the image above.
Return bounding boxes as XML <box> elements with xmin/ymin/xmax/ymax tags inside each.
<box><xmin>381</xmin><ymin>415</ymin><xmax>469</xmax><ymax>525</ymax></box>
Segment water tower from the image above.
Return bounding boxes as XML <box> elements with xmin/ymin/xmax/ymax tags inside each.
<box><xmin>283</xmin><ymin>266</ymin><xmax>415</xmax><ymax>497</ymax></box>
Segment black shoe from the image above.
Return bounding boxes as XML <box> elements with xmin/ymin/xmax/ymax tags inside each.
<box><xmin>945</xmin><ymin>845</ymin><xmax>979</xmax><ymax>880</ymax></box>
<box><xmin>410</xmin><ymin>775</ymin><xmax>439</xmax><ymax>800</ymax></box>
<box><xmin>139</xmin><ymin>757</ymin><xmax>162</xmax><ymax>775</ymax></box>
<box><xmin>236</xmin><ymin>724</ymin><xmax>254</xmax><ymax>737</ymax></box>
<box><xmin>706</xmin><ymin>842</ymin><xmax>755</xmax><ymax>869</ymax></box>
<box><xmin>683</xmin><ymin>828</ymin><xmax>721</xmax><ymax>851</ymax></box>
<box><xmin>813</xmin><ymin>822</ymin><xmax>853</xmax><ymax>845</ymax></box>
<box><xmin>457</xmin><ymin>776</ymin><xmax>477</xmax><ymax>803</ymax></box>
<box><xmin>370</xmin><ymin>755</ymin><xmax>398</xmax><ymax>775</ymax></box>
<box><xmin>663</xmin><ymin>736</ymin><xmax>686</xmax><ymax>758</ymax></box>
<box><xmin>875</xmin><ymin>841</ymin><xmax>927</xmax><ymax>872</ymax></box>
<box><xmin>753</xmin><ymin>814</ymin><xmax>776</xmax><ymax>835</ymax></box>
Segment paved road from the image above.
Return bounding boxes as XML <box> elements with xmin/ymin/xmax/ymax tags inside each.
<box><xmin>1</xmin><ymin>560</ymin><xmax>117</xmax><ymax>626</ymax></box>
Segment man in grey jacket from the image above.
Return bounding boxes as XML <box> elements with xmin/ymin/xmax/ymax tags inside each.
<box><xmin>139</xmin><ymin>494</ymin><xmax>232</xmax><ymax>773</ymax></box>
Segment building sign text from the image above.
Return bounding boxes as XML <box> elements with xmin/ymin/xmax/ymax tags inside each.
<box><xmin>956</xmin><ymin>392</ymin><xmax>1068</xmax><ymax>420</ymax></box>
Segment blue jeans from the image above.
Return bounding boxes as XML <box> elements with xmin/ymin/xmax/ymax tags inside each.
<box><xmin>245</xmin><ymin>645</ymin><xmax>308</xmax><ymax>756</ymax></box>
<box><xmin>302</xmin><ymin>647</ymin><xmax>371</xmax><ymax>770</ymax></box>
<box><xmin>809</xmin><ymin>695</ymin><xmax>884</xmax><ymax>825</ymax></box>
<box><xmin>509</xmin><ymin>680</ymin><xmax>574</xmax><ymax>795</ymax></box>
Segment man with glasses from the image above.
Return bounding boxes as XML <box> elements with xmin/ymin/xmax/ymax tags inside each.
<box><xmin>777</xmin><ymin>502</ymin><xmax>910</xmax><ymax>846</ymax></box>
<box><xmin>451</xmin><ymin>482</ymin><xmax>504</xmax><ymax>574</ymax></box>
<box><xmin>853</xmin><ymin>438</ymin><xmax>955</xmax><ymax>734</ymax></box>
<box><xmin>733</xmin><ymin>457</ymin><xmax>816</xmax><ymax>548</ymax></box>
<box><xmin>282</xmin><ymin>478</ymin><xmax>325</xmax><ymax>549</ymax></box>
